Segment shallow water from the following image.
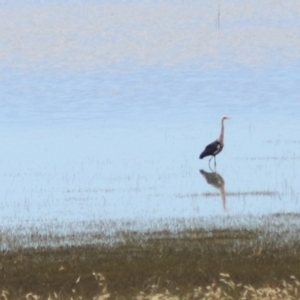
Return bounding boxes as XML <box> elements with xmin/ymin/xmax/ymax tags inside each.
<box><xmin>0</xmin><ymin>0</ymin><xmax>300</xmax><ymax>248</ymax></box>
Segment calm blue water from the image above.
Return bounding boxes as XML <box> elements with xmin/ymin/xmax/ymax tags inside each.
<box><xmin>0</xmin><ymin>0</ymin><xmax>300</xmax><ymax>247</ymax></box>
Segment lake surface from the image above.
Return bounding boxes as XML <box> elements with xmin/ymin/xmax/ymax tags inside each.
<box><xmin>0</xmin><ymin>0</ymin><xmax>300</xmax><ymax>248</ymax></box>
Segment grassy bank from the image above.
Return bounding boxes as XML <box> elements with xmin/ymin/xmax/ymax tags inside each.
<box><xmin>1</xmin><ymin>228</ymin><xmax>300</xmax><ymax>299</ymax></box>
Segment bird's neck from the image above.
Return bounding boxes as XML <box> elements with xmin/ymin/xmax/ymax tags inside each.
<box><xmin>218</xmin><ymin>119</ymin><xmax>225</xmax><ymax>144</ymax></box>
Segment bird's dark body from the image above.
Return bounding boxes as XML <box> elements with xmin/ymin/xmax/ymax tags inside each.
<box><xmin>199</xmin><ymin>140</ymin><xmax>223</xmax><ymax>159</ymax></box>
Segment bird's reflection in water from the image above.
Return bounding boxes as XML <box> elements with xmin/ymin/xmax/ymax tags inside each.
<box><xmin>200</xmin><ymin>169</ymin><xmax>227</xmax><ymax>211</ymax></box>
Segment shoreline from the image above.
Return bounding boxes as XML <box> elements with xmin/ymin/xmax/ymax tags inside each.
<box><xmin>1</xmin><ymin>227</ymin><xmax>300</xmax><ymax>299</ymax></box>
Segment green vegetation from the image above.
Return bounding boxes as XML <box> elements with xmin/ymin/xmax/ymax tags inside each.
<box><xmin>1</xmin><ymin>228</ymin><xmax>300</xmax><ymax>299</ymax></box>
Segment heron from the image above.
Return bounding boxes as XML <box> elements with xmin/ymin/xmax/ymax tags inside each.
<box><xmin>199</xmin><ymin>116</ymin><xmax>230</xmax><ymax>168</ymax></box>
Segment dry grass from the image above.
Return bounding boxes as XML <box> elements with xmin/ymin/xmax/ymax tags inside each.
<box><xmin>1</xmin><ymin>227</ymin><xmax>299</xmax><ymax>299</ymax></box>
<box><xmin>1</xmin><ymin>273</ymin><xmax>299</xmax><ymax>300</ymax></box>
<box><xmin>135</xmin><ymin>273</ymin><xmax>300</xmax><ymax>300</ymax></box>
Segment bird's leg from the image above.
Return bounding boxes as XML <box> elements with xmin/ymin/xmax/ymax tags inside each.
<box><xmin>208</xmin><ymin>156</ymin><xmax>215</xmax><ymax>172</ymax></box>
<box><xmin>214</xmin><ymin>156</ymin><xmax>216</xmax><ymax>168</ymax></box>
